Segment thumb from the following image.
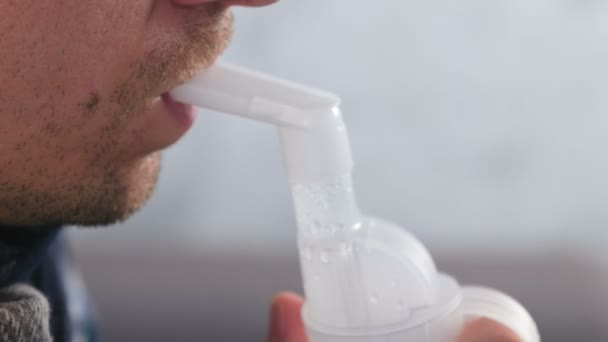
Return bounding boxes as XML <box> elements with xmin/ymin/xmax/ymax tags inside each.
<box><xmin>268</xmin><ymin>292</ymin><xmax>308</xmax><ymax>342</ymax></box>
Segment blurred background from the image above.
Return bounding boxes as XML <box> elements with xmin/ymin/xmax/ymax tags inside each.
<box><xmin>70</xmin><ymin>0</ymin><xmax>608</xmax><ymax>340</ymax></box>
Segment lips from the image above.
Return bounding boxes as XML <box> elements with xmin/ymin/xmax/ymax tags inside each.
<box><xmin>222</xmin><ymin>0</ymin><xmax>279</xmax><ymax>6</ymax></box>
<box><xmin>159</xmin><ymin>0</ymin><xmax>277</xmax><ymax>119</ymax></box>
<box><xmin>172</xmin><ymin>0</ymin><xmax>278</xmax><ymax>7</ymax></box>
<box><xmin>161</xmin><ymin>92</ymin><xmax>196</xmax><ymax>127</ymax></box>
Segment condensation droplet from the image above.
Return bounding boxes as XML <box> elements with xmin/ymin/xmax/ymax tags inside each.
<box><xmin>390</xmin><ymin>279</ymin><xmax>398</xmax><ymax>288</ymax></box>
<box><xmin>312</xmin><ymin>274</ymin><xmax>320</xmax><ymax>281</ymax></box>
<box><xmin>339</xmin><ymin>243</ymin><xmax>351</xmax><ymax>257</ymax></box>
<box><xmin>302</xmin><ymin>247</ymin><xmax>312</xmax><ymax>261</ymax></box>
<box><xmin>396</xmin><ymin>300</ymin><xmax>405</xmax><ymax>311</ymax></box>
<box><xmin>321</xmin><ymin>199</ymin><xmax>329</xmax><ymax>209</ymax></box>
<box><xmin>313</xmin><ymin>220</ymin><xmax>324</xmax><ymax>236</ymax></box>
<box><xmin>320</xmin><ymin>250</ymin><xmax>329</xmax><ymax>263</ymax></box>
<box><xmin>327</xmin><ymin>225</ymin><xmax>337</xmax><ymax>234</ymax></box>
<box><xmin>334</xmin><ymin>223</ymin><xmax>346</xmax><ymax>232</ymax></box>
<box><xmin>369</xmin><ymin>295</ymin><xmax>378</xmax><ymax>305</ymax></box>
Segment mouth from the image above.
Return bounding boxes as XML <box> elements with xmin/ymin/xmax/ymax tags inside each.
<box><xmin>151</xmin><ymin>0</ymin><xmax>279</xmax><ymax>128</ymax></box>
<box><xmin>161</xmin><ymin>92</ymin><xmax>196</xmax><ymax>127</ymax></box>
<box><xmin>222</xmin><ymin>0</ymin><xmax>279</xmax><ymax>6</ymax></box>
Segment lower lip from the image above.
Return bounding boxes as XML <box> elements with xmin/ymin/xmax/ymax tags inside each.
<box><xmin>161</xmin><ymin>92</ymin><xmax>196</xmax><ymax>127</ymax></box>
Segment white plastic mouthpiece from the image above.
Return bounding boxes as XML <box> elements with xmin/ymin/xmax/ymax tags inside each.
<box><xmin>171</xmin><ymin>62</ymin><xmax>339</xmax><ymax>127</ymax></box>
<box><xmin>171</xmin><ymin>61</ymin><xmax>352</xmax><ymax>183</ymax></box>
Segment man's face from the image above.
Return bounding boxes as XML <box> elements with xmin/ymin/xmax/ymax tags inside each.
<box><xmin>0</xmin><ymin>0</ymin><xmax>271</xmax><ymax>226</ymax></box>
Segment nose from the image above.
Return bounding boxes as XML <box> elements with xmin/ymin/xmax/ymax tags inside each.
<box><xmin>172</xmin><ymin>0</ymin><xmax>278</xmax><ymax>7</ymax></box>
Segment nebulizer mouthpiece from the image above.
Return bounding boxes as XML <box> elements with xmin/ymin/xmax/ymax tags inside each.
<box><xmin>171</xmin><ymin>61</ymin><xmax>541</xmax><ymax>342</ymax></box>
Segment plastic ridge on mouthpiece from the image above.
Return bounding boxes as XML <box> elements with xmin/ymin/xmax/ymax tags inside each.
<box><xmin>170</xmin><ymin>61</ymin><xmax>541</xmax><ymax>342</ymax></box>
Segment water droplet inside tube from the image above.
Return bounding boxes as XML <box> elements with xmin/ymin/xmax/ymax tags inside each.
<box><xmin>320</xmin><ymin>250</ymin><xmax>329</xmax><ymax>263</ymax></box>
<box><xmin>302</xmin><ymin>247</ymin><xmax>312</xmax><ymax>261</ymax></box>
<box><xmin>396</xmin><ymin>300</ymin><xmax>405</xmax><ymax>311</ymax></box>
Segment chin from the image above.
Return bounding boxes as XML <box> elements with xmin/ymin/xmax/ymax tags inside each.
<box><xmin>114</xmin><ymin>153</ymin><xmax>162</xmax><ymax>220</ymax></box>
<box><xmin>71</xmin><ymin>152</ymin><xmax>163</xmax><ymax>227</ymax></box>
<box><xmin>0</xmin><ymin>151</ymin><xmax>163</xmax><ymax>227</ymax></box>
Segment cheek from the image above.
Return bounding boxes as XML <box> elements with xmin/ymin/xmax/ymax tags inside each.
<box><xmin>0</xmin><ymin>2</ymin><xmax>150</xmax><ymax>145</ymax></box>
<box><xmin>0</xmin><ymin>1</ymin><xmax>149</xmax><ymax>103</ymax></box>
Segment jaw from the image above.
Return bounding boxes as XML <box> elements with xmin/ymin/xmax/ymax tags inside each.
<box><xmin>0</xmin><ymin>152</ymin><xmax>162</xmax><ymax>227</ymax></box>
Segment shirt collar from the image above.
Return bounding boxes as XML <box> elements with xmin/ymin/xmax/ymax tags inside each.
<box><xmin>0</xmin><ymin>225</ymin><xmax>61</xmax><ymax>287</ymax></box>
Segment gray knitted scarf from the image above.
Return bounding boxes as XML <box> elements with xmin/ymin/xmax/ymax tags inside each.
<box><xmin>0</xmin><ymin>283</ymin><xmax>51</xmax><ymax>341</ymax></box>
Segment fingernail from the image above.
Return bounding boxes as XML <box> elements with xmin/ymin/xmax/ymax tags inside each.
<box><xmin>269</xmin><ymin>300</ymin><xmax>286</xmax><ymax>341</ymax></box>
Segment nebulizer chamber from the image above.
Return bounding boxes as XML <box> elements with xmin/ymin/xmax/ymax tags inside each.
<box><xmin>170</xmin><ymin>62</ymin><xmax>540</xmax><ymax>342</ymax></box>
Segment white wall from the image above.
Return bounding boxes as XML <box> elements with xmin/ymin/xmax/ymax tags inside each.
<box><xmin>72</xmin><ymin>0</ymin><xmax>608</xmax><ymax>255</ymax></box>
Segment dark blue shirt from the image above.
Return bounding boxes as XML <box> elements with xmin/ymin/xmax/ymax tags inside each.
<box><xmin>0</xmin><ymin>226</ymin><xmax>96</xmax><ymax>342</ymax></box>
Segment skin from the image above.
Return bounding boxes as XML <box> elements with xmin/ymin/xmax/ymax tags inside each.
<box><xmin>0</xmin><ymin>0</ymin><xmax>235</xmax><ymax>226</ymax></box>
<box><xmin>0</xmin><ymin>1</ymin><xmax>521</xmax><ymax>340</ymax></box>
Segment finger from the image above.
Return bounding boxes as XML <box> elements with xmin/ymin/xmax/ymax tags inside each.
<box><xmin>457</xmin><ymin>318</ymin><xmax>523</xmax><ymax>342</ymax></box>
<box><xmin>267</xmin><ymin>292</ymin><xmax>308</xmax><ymax>342</ymax></box>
